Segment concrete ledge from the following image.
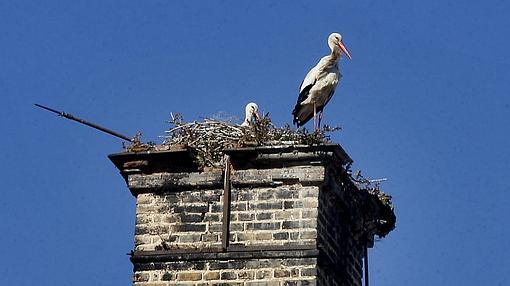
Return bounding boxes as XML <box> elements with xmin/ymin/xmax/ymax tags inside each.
<box><xmin>127</xmin><ymin>165</ymin><xmax>326</xmax><ymax>194</ymax></box>
<box><xmin>224</xmin><ymin>144</ymin><xmax>352</xmax><ymax>169</ymax></box>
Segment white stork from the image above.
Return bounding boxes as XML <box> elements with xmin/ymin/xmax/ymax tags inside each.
<box><xmin>241</xmin><ymin>102</ymin><xmax>260</xmax><ymax>127</ymax></box>
<box><xmin>292</xmin><ymin>32</ymin><xmax>352</xmax><ymax>130</ymax></box>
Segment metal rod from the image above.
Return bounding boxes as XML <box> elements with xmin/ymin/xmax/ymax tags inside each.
<box><xmin>34</xmin><ymin>103</ymin><xmax>133</xmax><ymax>142</ymax></box>
<box><xmin>364</xmin><ymin>244</ymin><xmax>369</xmax><ymax>286</ymax></box>
<box><xmin>222</xmin><ymin>155</ymin><xmax>232</xmax><ymax>251</ymax></box>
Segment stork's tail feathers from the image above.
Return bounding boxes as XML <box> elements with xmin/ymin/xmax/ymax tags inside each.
<box><xmin>292</xmin><ymin>103</ymin><xmax>313</xmax><ymax>127</ymax></box>
<box><xmin>292</xmin><ymin>106</ymin><xmax>302</xmax><ymax>127</ymax></box>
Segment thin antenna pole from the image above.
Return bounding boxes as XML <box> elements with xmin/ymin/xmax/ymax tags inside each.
<box><xmin>34</xmin><ymin>103</ymin><xmax>133</xmax><ymax>142</ymax></box>
<box><xmin>364</xmin><ymin>245</ymin><xmax>369</xmax><ymax>286</ymax></box>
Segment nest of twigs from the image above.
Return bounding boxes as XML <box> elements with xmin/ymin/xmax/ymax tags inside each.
<box><xmin>162</xmin><ymin>113</ymin><xmax>340</xmax><ymax>168</ymax></box>
<box><xmin>349</xmin><ymin>169</ymin><xmax>395</xmax><ymax>238</ymax></box>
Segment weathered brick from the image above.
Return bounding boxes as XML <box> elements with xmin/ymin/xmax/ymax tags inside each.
<box><xmin>137</xmin><ymin>194</ymin><xmax>154</xmax><ymax>204</ymax></box>
<box><xmin>135</xmin><ymin>225</ymin><xmax>150</xmax><ymax>235</ymax></box>
<box><xmin>291</xmin><ymin>268</ymin><xmax>300</xmax><ymax>277</ymax></box>
<box><xmin>137</xmin><ymin>204</ymin><xmax>156</xmax><ymax>214</ymax></box>
<box><xmin>282</xmin><ymin>220</ymin><xmax>316</xmax><ymax>229</ymax></box>
<box><xmin>157</xmin><ymin>204</ymin><xmax>172</xmax><ymax>213</ymax></box>
<box><xmin>301</xmin><ymin>210</ymin><xmax>318</xmax><ymax>219</ymax></box>
<box><xmin>134</xmin><ymin>235</ymin><xmax>151</xmax><ymax>245</ymax></box>
<box><xmin>255</xmin><ymin>212</ymin><xmax>272</xmax><ymax>220</ymax></box>
<box><xmin>180</xmin><ymin>213</ymin><xmax>203</xmax><ymax>223</ymax></box>
<box><xmin>237</xmin><ymin>270</ymin><xmax>255</xmax><ymax>280</ymax></box>
<box><xmin>245</xmin><ymin>222</ymin><xmax>281</xmax><ymax>231</ymax></box>
<box><xmin>237</xmin><ymin>191</ymin><xmax>254</xmax><ymax>201</ymax></box>
<box><xmin>179</xmin><ymin>233</ymin><xmax>202</xmax><ymax>243</ymax></box>
<box><xmin>204</xmin><ymin>271</ymin><xmax>220</xmax><ymax>280</ymax></box>
<box><xmin>284</xmin><ymin>200</ymin><xmax>304</xmax><ymax>209</ymax></box>
<box><xmin>164</xmin><ymin>193</ymin><xmax>179</xmax><ymax>203</ymax></box>
<box><xmin>211</xmin><ymin>203</ymin><xmax>223</xmax><ymax>212</ymax></box>
<box><xmin>136</xmin><ymin>215</ymin><xmax>152</xmax><ymax>224</ymax></box>
<box><xmin>133</xmin><ymin>272</ymin><xmax>149</xmax><ymax>282</ymax></box>
<box><xmin>303</xmin><ymin>200</ymin><xmax>319</xmax><ymax>208</ymax></box>
<box><xmin>237</xmin><ymin>232</ymin><xmax>254</xmax><ymax>241</ymax></box>
<box><xmin>250</xmin><ymin>201</ymin><xmax>282</xmax><ymax>210</ymax></box>
<box><xmin>163</xmin><ymin>215</ymin><xmax>179</xmax><ymax>223</ymax></box>
<box><xmin>220</xmin><ymin>271</ymin><xmax>237</xmax><ymax>280</ymax></box>
<box><xmin>232</xmin><ymin>202</ymin><xmax>247</xmax><ymax>211</ymax></box>
<box><xmin>282</xmin><ymin>221</ymin><xmax>300</xmax><ymax>229</ymax></box>
<box><xmin>200</xmin><ymin>192</ymin><xmax>220</xmax><ymax>202</ymax></box>
<box><xmin>172</xmin><ymin>224</ymin><xmax>206</xmax><ymax>232</ymax></box>
<box><xmin>300</xmin><ymin>188</ymin><xmax>319</xmax><ymax>198</ymax></box>
<box><xmin>208</xmin><ymin>223</ymin><xmax>223</xmax><ymax>232</ymax></box>
<box><xmin>301</xmin><ymin>267</ymin><xmax>317</xmax><ymax>277</ymax></box>
<box><xmin>185</xmin><ymin>205</ymin><xmax>209</xmax><ymax>213</ymax></box>
<box><xmin>230</xmin><ymin>222</ymin><xmax>244</xmax><ymax>231</ymax></box>
<box><xmin>238</xmin><ymin>212</ymin><xmax>255</xmax><ymax>221</ymax></box>
<box><xmin>275</xmin><ymin>189</ymin><xmax>298</xmax><ymax>199</ymax></box>
<box><xmin>161</xmin><ymin>271</ymin><xmax>174</xmax><ymax>281</ymax></box>
<box><xmin>202</xmin><ymin>233</ymin><xmax>219</xmax><ymax>242</ymax></box>
<box><xmin>177</xmin><ymin>272</ymin><xmax>202</xmax><ymax>281</ymax></box>
<box><xmin>204</xmin><ymin>213</ymin><xmax>221</xmax><ymax>222</ymax></box>
<box><xmin>255</xmin><ymin>269</ymin><xmax>272</xmax><ymax>279</ymax></box>
<box><xmin>273</xmin><ymin>232</ymin><xmax>289</xmax><ymax>240</ymax></box>
<box><xmin>274</xmin><ymin>269</ymin><xmax>290</xmax><ymax>278</ymax></box>
<box><xmin>257</xmin><ymin>190</ymin><xmax>274</xmax><ymax>200</ymax></box>
<box><xmin>255</xmin><ymin>232</ymin><xmax>272</xmax><ymax>240</ymax></box>
<box><xmin>300</xmin><ymin>230</ymin><xmax>317</xmax><ymax>239</ymax></box>
<box><xmin>181</xmin><ymin>193</ymin><xmax>201</xmax><ymax>203</ymax></box>
<box><xmin>274</xmin><ymin>210</ymin><xmax>300</xmax><ymax>220</ymax></box>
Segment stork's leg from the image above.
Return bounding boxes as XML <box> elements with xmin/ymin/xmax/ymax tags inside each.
<box><xmin>318</xmin><ymin>111</ymin><xmax>323</xmax><ymax>130</ymax></box>
<box><xmin>313</xmin><ymin>103</ymin><xmax>317</xmax><ymax>131</ymax></box>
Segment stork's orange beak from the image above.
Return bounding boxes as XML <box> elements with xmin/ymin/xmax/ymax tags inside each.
<box><xmin>254</xmin><ymin>111</ymin><xmax>260</xmax><ymax>121</ymax></box>
<box><xmin>339</xmin><ymin>41</ymin><xmax>352</xmax><ymax>60</ymax></box>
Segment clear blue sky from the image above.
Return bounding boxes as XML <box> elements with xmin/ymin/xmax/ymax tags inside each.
<box><xmin>1</xmin><ymin>1</ymin><xmax>509</xmax><ymax>285</ymax></box>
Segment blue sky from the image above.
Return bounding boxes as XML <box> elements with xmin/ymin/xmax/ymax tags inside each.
<box><xmin>1</xmin><ymin>1</ymin><xmax>509</xmax><ymax>285</ymax></box>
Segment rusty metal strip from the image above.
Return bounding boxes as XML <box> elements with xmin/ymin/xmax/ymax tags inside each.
<box><xmin>222</xmin><ymin>155</ymin><xmax>232</xmax><ymax>251</ymax></box>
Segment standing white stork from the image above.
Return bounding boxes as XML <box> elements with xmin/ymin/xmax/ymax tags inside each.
<box><xmin>292</xmin><ymin>32</ymin><xmax>352</xmax><ymax>130</ymax></box>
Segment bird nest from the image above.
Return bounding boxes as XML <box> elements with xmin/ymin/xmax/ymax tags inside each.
<box><xmin>349</xmin><ymin>169</ymin><xmax>395</xmax><ymax>238</ymax></box>
<box><xmin>161</xmin><ymin>113</ymin><xmax>340</xmax><ymax>168</ymax></box>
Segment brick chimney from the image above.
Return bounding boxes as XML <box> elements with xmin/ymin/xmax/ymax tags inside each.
<box><xmin>109</xmin><ymin>143</ymin><xmax>394</xmax><ymax>286</ymax></box>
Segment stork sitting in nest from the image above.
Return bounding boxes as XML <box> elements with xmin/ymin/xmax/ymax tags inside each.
<box><xmin>241</xmin><ymin>102</ymin><xmax>260</xmax><ymax>127</ymax></box>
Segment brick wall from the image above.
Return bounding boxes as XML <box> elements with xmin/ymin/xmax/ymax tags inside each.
<box><xmin>132</xmin><ymin>257</ymin><xmax>317</xmax><ymax>286</ymax></box>
<box><xmin>317</xmin><ymin>184</ymin><xmax>364</xmax><ymax>286</ymax></box>
<box><xmin>131</xmin><ymin>165</ymin><xmax>323</xmax><ymax>252</ymax></box>
<box><xmin>109</xmin><ymin>144</ymin><xmax>393</xmax><ymax>286</ymax></box>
